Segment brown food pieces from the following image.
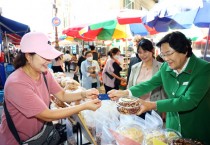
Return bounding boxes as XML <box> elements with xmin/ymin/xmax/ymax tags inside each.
<box><xmin>172</xmin><ymin>138</ymin><xmax>205</xmax><ymax>145</ymax></box>
<box><xmin>116</xmin><ymin>98</ymin><xmax>141</xmax><ymax>115</ymax></box>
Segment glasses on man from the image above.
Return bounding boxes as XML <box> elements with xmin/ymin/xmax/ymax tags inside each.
<box><xmin>159</xmin><ymin>51</ymin><xmax>175</xmax><ymax>58</ymax></box>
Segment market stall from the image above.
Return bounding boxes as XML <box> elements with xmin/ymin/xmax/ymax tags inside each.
<box><xmin>50</xmin><ymin>72</ymin><xmax>195</xmax><ymax>145</ymax></box>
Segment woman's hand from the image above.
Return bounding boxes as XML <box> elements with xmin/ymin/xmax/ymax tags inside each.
<box><xmin>84</xmin><ymin>88</ymin><xmax>99</xmax><ymax>99</ymax></box>
<box><xmin>82</xmin><ymin>99</ymin><xmax>102</xmax><ymax>111</ymax></box>
<box><xmin>120</xmin><ymin>77</ymin><xmax>126</xmax><ymax>82</ymax></box>
<box><xmin>137</xmin><ymin>99</ymin><xmax>157</xmax><ymax>115</ymax></box>
<box><xmin>107</xmin><ymin>89</ymin><xmax>129</xmax><ymax>101</ymax></box>
<box><xmin>90</xmin><ymin>73</ymin><xmax>97</xmax><ymax>78</ymax></box>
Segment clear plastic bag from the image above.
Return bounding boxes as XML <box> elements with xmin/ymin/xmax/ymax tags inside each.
<box><xmin>95</xmin><ymin>119</ymin><xmax>103</xmax><ymax>145</ymax></box>
<box><xmin>151</xmin><ymin>110</ymin><xmax>163</xmax><ymax>129</ymax></box>
<box><xmin>145</xmin><ymin>111</ymin><xmax>163</xmax><ymax>131</ymax></box>
<box><xmin>116</xmin><ymin>123</ymin><xmax>144</xmax><ymax>144</ymax></box>
<box><xmin>101</xmin><ymin>126</ymin><xmax>117</xmax><ymax>145</ymax></box>
<box><xmin>144</xmin><ymin>111</ymin><xmax>166</xmax><ymax>145</ymax></box>
<box><xmin>133</xmin><ymin>115</ymin><xmax>146</xmax><ymax>130</ymax></box>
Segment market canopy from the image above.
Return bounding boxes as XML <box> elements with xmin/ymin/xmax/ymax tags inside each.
<box><xmin>0</xmin><ymin>15</ymin><xmax>30</xmax><ymax>45</ymax></box>
<box><xmin>0</xmin><ymin>15</ymin><xmax>30</xmax><ymax>36</ymax></box>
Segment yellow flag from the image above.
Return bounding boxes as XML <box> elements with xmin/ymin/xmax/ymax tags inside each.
<box><xmin>79</xmin><ymin>26</ymin><xmax>89</xmax><ymax>35</ymax></box>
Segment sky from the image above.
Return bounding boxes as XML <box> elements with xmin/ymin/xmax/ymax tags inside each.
<box><xmin>0</xmin><ymin>0</ymin><xmax>120</xmax><ymax>33</ymax></box>
<box><xmin>0</xmin><ymin>0</ymin><xmax>54</xmax><ymax>33</ymax></box>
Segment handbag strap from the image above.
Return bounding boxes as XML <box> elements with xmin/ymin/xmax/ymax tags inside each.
<box><xmin>3</xmin><ymin>73</ymin><xmax>49</xmax><ymax>145</ymax></box>
<box><xmin>42</xmin><ymin>72</ymin><xmax>49</xmax><ymax>92</ymax></box>
<box><xmin>3</xmin><ymin>101</ymin><xmax>22</xmax><ymax>145</ymax></box>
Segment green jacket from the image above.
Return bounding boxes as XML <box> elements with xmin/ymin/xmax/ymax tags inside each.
<box><xmin>129</xmin><ymin>54</ymin><xmax>210</xmax><ymax>144</ymax></box>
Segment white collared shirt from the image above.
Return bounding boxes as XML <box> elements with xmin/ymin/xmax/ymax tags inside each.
<box><xmin>173</xmin><ymin>57</ymin><xmax>190</xmax><ymax>76</ymax></box>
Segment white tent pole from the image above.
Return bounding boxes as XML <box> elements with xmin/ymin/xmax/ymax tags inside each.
<box><xmin>203</xmin><ymin>24</ymin><xmax>210</xmax><ymax>60</ymax></box>
<box><xmin>4</xmin><ymin>32</ymin><xmax>10</xmax><ymax>63</ymax></box>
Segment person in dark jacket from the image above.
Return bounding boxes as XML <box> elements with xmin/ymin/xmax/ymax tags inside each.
<box><xmin>74</xmin><ymin>48</ymin><xmax>87</xmax><ymax>80</ymax></box>
<box><xmin>89</xmin><ymin>45</ymin><xmax>100</xmax><ymax>61</ymax></box>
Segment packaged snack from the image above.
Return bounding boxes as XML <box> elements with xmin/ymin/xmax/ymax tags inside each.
<box><xmin>144</xmin><ymin>130</ymin><xmax>166</xmax><ymax>145</ymax></box>
<box><xmin>164</xmin><ymin>128</ymin><xmax>181</xmax><ymax>143</ymax></box>
<box><xmin>116</xmin><ymin>98</ymin><xmax>141</xmax><ymax>115</ymax></box>
<box><xmin>116</xmin><ymin>124</ymin><xmax>144</xmax><ymax>144</ymax></box>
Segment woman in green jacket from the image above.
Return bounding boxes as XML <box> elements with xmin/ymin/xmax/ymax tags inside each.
<box><xmin>108</xmin><ymin>31</ymin><xmax>210</xmax><ymax>144</ymax></box>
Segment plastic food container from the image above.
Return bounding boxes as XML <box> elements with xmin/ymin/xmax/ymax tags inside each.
<box><xmin>116</xmin><ymin>98</ymin><xmax>141</xmax><ymax>115</ymax></box>
<box><xmin>116</xmin><ymin>124</ymin><xmax>144</xmax><ymax>144</ymax></box>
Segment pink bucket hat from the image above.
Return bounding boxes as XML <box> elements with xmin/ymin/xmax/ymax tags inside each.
<box><xmin>20</xmin><ymin>32</ymin><xmax>63</xmax><ymax>60</ymax></box>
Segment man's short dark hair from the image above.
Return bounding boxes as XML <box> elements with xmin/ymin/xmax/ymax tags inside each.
<box><xmin>89</xmin><ymin>45</ymin><xmax>95</xmax><ymax>51</ymax></box>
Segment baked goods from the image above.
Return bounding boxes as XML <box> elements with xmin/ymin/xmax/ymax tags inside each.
<box><xmin>116</xmin><ymin>98</ymin><xmax>141</xmax><ymax>115</ymax></box>
<box><xmin>64</xmin><ymin>80</ymin><xmax>80</xmax><ymax>91</ymax></box>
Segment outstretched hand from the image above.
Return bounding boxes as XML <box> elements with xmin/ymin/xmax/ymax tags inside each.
<box><xmin>83</xmin><ymin>99</ymin><xmax>102</xmax><ymax>111</ymax></box>
<box><xmin>107</xmin><ymin>89</ymin><xmax>129</xmax><ymax>101</ymax></box>
<box><xmin>85</xmin><ymin>88</ymin><xmax>99</xmax><ymax>99</ymax></box>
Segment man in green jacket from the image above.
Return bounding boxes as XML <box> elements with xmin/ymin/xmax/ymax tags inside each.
<box><xmin>108</xmin><ymin>31</ymin><xmax>210</xmax><ymax>144</ymax></box>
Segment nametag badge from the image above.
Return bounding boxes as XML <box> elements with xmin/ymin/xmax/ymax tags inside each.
<box><xmin>183</xmin><ymin>82</ymin><xmax>189</xmax><ymax>85</ymax></box>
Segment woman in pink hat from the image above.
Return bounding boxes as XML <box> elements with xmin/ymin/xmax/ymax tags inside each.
<box><xmin>0</xmin><ymin>32</ymin><xmax>101</xmax><ymax>145</ymax></box>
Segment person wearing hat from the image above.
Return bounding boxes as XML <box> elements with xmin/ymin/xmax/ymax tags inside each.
<box><xmin>108</xmin><ymin>31</ymin><xmax>210</xmax><ymax>144</ymax></box>
<box><xmin>0</xmin><ymin>32</ymin><xmax>101</xmax><ymax>145</ymax></box>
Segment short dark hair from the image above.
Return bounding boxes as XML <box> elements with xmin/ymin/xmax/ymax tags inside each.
<box><xmin>85</xmin><ymin>51</ymin><xmax>92</xmax><ymax>56</ymax></box>
<box><xmin>108</xmin><ymin>47</ymin><xmax>120</xmax><ymax>58</ymax></box>
<box><xmin>13</xmin><ymin>51</ymin><xmax>36</xmax><ymax>69</ymax></box>
<box><xmin>137</xmin><ymin>39</ymin><xmax>154</xmax><ymax>53</ymax></box>
<box><xmin>156</xmin><ymin>31</ymin><xmax>193</xmax><ymax>57</ymax></box>
<box><xmin>82</xmin><ymin>48</ymin><xmax>87</xmax><ymax>55</ymax></box>
<box><xmin>89</xmin><ymin>45</ymin><xmax>95</xmax><ymax>51</ymax></box>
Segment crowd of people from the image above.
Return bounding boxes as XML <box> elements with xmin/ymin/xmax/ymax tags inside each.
<box><xmin>0</xmin><ymin>31</ymin><xmax>210</xmax><ymax>144</ymax></box>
